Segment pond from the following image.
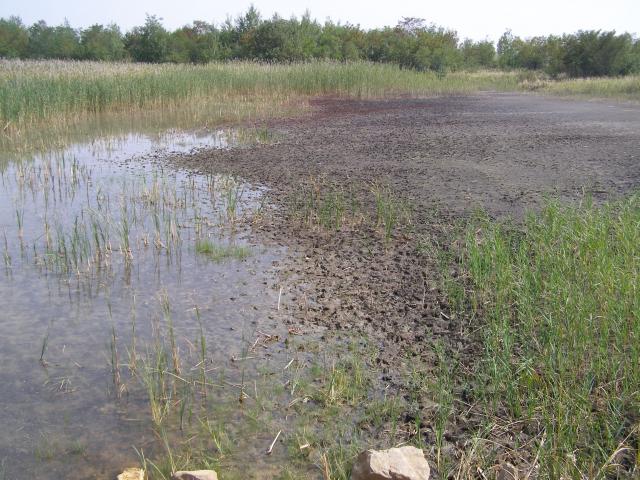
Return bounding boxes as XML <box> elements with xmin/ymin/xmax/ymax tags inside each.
<box><xmin>0</xmin><ymin>127</ymin><xmax>294</xmax><ymax>479</ymax></box>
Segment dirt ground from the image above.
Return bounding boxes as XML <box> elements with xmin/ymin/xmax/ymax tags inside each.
<box><xmin>174</xmin><ymin>92</ymin><xmax>640</xmax><ymax>474</ymax></box>
<box><xmin>183</xmin><ymin>93</ymin><xmax>640</xmax><ymax>216</ymax></box>
<box><xmin>176</xmin><ymin>91</ymin><xmax>640</xmax><ymax>350</ymax></box>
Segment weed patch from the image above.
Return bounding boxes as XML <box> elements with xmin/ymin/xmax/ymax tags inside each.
<box><xmin>454</xmin><ymin>194</ymin><xmax>640</xmax><ymax>477</ymax></box>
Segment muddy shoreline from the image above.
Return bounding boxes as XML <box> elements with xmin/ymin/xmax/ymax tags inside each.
<box><xmin>169</xmin><ymin>92</ymin><xmax>640</xmax><ymax>475</ymax></box>
<box><xmin>173</xmin><ymin>92</ymin><xmax>640</xmax><ymax>355</ymax></box>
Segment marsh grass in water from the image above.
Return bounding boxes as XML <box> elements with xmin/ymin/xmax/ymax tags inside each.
<box><xmin>1</xmin><ymin>146</ymin><xmax>259</xmax><ymax>277</ymax></box>
<box><xmin>121</xmin><ymin>329</ymin><xmax>431</xmax><ymax>480</ymax></box>
<box><xmin>67</xmin><ymin>440</ymin><xmax>87</xmax><ymax>456</ymax></box>
<box><xmin>195</xmin><ymin>239</ymin><xmax>251</xmax><ymax>262</ymax></box>
<box><xmin>34</xmin><ymin>434</ymin><xmax>59</xmax><ymax>462</ymax></box>
<box><xmin>0</xmin><ymin>127</ymin><xmax>286</xmax><ymax>478</ymax></box>
<box><xmin>455</xmin><ymin>194</ymin><xmax>640</xmax><ymax>477</ymax></box>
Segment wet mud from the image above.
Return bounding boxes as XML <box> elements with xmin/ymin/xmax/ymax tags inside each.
<box><xmin>172</xmin><ymin>93</ymin><xmax>640</xmax><ymax>472</ymax></box>
<box><xmin>175</xmin><ymin>92</ymin><xmax>640</xmax><ymax>359</ymax></box>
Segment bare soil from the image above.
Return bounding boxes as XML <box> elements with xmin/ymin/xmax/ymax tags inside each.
<box><xmin>173</xmin><ymin>92</ymin><xmax>640</xmax><ymax>474</ymax></box>
<box><xmin>176</xmin><ymin>91</ymin><xmax>640</xmax><ymax>350</ymax></box>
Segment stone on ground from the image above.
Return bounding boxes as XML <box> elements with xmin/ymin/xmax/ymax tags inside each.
<box><xmin>171</xmin><ymin>470</ymin><xmax>219</xmax><ymax>480</ymax></box>
<box><xmin>117</xmin><ymin>468</ymin><xmax>144</xmax><ymax>480</ymax></box>
<box><xmin>351</xmin><ymin>446</ymin><xmax>430</xmax><ymax>480</ymax></box>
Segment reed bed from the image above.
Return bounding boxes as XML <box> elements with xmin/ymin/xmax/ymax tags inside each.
<box><xmin>2</xmin><ymin>60</ymin><xmax>638</xmax><ymax>137</ymax></box>
<box><xmin>0</xmin><ymin>60</ymin><xmax>521</xmax><ymax>129</ymax></box>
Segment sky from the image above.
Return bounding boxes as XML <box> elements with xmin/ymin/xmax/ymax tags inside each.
<box><xmin>1</xmin><ymin>0</ymin><xmax>638</xmax><ymax>42</ymax></box>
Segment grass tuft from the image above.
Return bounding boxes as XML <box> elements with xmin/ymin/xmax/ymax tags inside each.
<box><xmin>195</xmin><ymin>239</ymin><xmax>250</xmax><ymax>262</ymax></box>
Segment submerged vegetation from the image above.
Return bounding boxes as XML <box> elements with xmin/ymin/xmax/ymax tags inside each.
<box><xmin>0</xmin><ymin>131</ymin><xmax>292</xmax><ymax>478</ymax></box>
<box><xmin>122</xmin><ymin>327</ymin><xmax>391</xmax><ymax>479</ymax></box>
<box><xmin>195</xmin><ymin>239</ymin><xmax>251</xmax><ymax>262</ymax></box>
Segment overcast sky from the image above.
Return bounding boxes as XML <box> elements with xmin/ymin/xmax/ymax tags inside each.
<box><xmin>1</xmin><ymin>0</ymin><xmax>638</xmax><ymax>42</ymax></box>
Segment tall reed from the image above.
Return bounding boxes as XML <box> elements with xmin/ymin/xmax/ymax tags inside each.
<box><xmin>0</xmin><ymin>60</ymin><xmax>520</xmax><ymax>129</ymax></box>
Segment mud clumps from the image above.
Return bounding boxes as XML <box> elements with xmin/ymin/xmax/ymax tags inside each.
<box><xmin>173</xmin><ymin>93</ymin><xmax>640</xmax><ymax>361</ymax></box>
<box><xmin>172</xmin><ymin>93</ymin><xmax>640</xmax><ymax>474</ymax></box>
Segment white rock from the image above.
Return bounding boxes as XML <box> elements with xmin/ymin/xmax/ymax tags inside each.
<box><xmin>172</xmin><ymin>470</ymin><xmax>219</xmax><ymax>480</ymax></box>
<box><xmin>117</xmin><ymin>468</ymin><xmax>144</xmax><ymax>480</ymax></box>
<box><xmin>351</xmin><ymin>446</ymin><xmax>430</xmax><ymax>480</ymax></box>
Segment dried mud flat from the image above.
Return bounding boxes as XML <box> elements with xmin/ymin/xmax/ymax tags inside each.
<box><xmin>175</xmin><ymin>92</ymin><xmax>640</xmax><ymax>351</ymax></box>
<box><xmin>173</xmin><ymin>92</ymin><xmax>640</xmax><ymax>472</ymax></box>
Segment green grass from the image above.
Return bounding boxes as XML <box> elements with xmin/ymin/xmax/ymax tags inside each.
<box><xmin>288</xmin><ymin>179</ymin><xmax>413</xmax><ymax>240</ymax></box>
<box><xmin>195</xmin><ymin>239</ymin><xmax>250</xmax><ymax>262</ymax></box>
<box><xmin>289</xmin><ymin>182</ymin><xmax>355</xmax><ymax>231</ymax></box>
<box><xmin>373</xmin><ymin>184</ymin><xmax>411</xmax><ymax>242</ymax></box>
<box><xmin>457</xmin><ymin>194</ymin><xmax>640</xmax><ymax>478</ymax></box>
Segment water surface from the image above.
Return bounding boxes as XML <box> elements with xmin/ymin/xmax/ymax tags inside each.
<box><xmin>0</xmin><ymin>128</ymin><xmax>291</xmax><ymax>479</ymax></box>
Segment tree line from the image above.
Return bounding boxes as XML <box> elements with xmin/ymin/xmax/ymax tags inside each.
<box><xmin>1</xmin><ymin>7</ymin><xmax>639</xmax><ymax>77</ymax></box>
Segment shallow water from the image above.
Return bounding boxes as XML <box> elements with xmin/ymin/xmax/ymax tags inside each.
<box><xmin>0</xmin><ymin>130</ymin><xmax>291</xmax><ymax>479</ymax></box>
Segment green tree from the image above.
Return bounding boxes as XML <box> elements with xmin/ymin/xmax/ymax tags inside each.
<box><xmin>236</xmin><ymin>5</ymin><xmax>262</xmax><ymax>58</ymax></box>
<box><xmin>391</xmin><ymin>19</ymin><xmax>461</xmax><ymax>72</ymax></box>
<box><xmin>80</xmin><ymin>24</ymin><xmax>125</xmax><ymax>60</ymax></box>
<box><xmin>563</xmin><ymin>30</ymin><xmax>635</xmax><ymax>77</ymax></box>
<box><xmin>28</xmin><ymin>20</ymin><xmax>80</xmax><ymax>59</ymax></box>
<box><xmin>516</xmin><ymin>37</ymin><xmax>548</xmax><ymax>70</ymax></box>
<box><xmin>125</xmin><ymin>15</ymin><xmax>169</xmax><ymax>63</ymax></box>
<box><xmin>630</xmin><ymin>39</ymin><xmax>640</xmax><ymax>73</ymax></box>
<box><xmin>0</xmin><ymin>6</ymin><xmax>636</xmax><ymax>77</ymax></box>
<box><xmin>50</xmin><ymin>21</ymin><xmax>81</xmax><ymax>58</ymax></box>
<box><xmin>460</xmin><ymin>39</ymin><xmax>496</xmax><ymax>69</ymax></box>
<box><xmin>168</xmin><ymin>21</ymin><xmax>219</xmax><ymax>63</ymax></box>
<box><xmin>0</xmin><ymin>16</ymin><xmax>29</xmax><ymax>58</ymax></box>
<box><xmin>247</xmin><ymin>14</ymin><xmax>321</xmax><ymax>61</ymax></box>
<box><xmin>497</xmin><ymin>30</ymin><xmax>520</xmax><ymax>69</ymax></box>
<box><xmin>543</xmin><ymin>35</ymin><xmax>565</xmax><ymax>76</ymax></box>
